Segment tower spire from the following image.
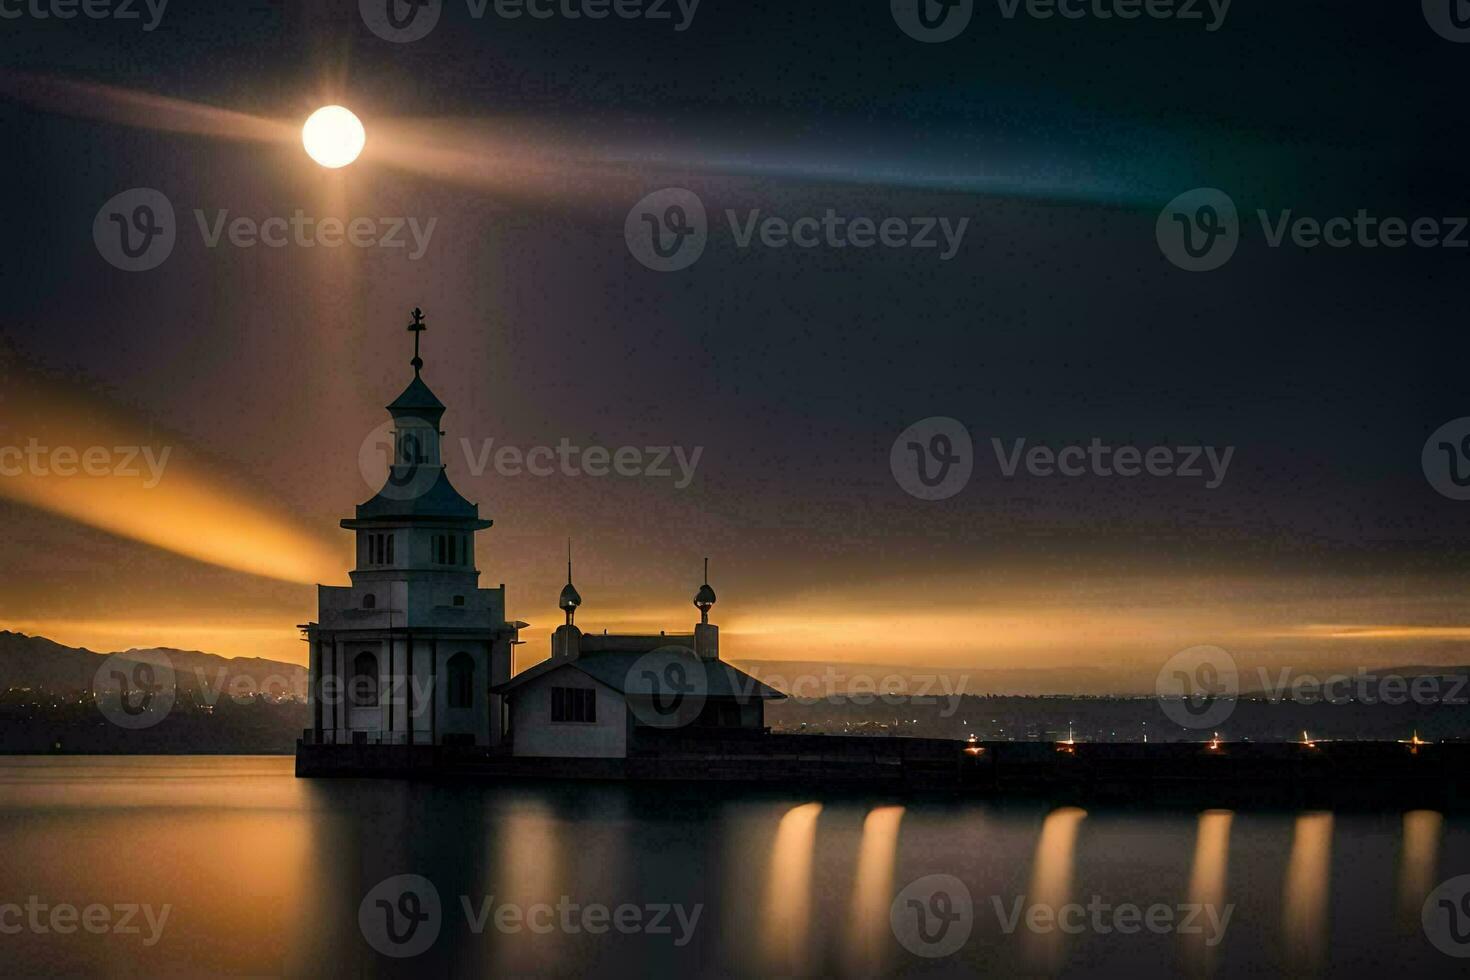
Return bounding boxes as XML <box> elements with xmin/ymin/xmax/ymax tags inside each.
<box><xmin>694</xmin><ymin>557</ymin><xmax>717</xmax><ymax>625</ymax></box>
<box><xmin>559</xmin><ymin>537</ymin><xmax>582</xmax><ymax>626</ymax></box>
<box><xmin>407</xmin><ymin>307</ymin><xmax>426</xmax><ymax>375</ymax></box>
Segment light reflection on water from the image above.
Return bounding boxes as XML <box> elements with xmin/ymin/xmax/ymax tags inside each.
<box><xmin>0</xmin><ymin>757</ymin><xmax>1466</xmax><ymax>979</ymax></box>
<box><xmin>1283</xmin><ymin>812</ymin><xmax>1334</xmax><ymax>973</ymax></box>
<box><xmin>1024</xmin><ymin>805</ymin><xmax>1088</xmax><ymax>972</ymax></box>
<box><xmin>844</xmin><ymin>805</ymin><xmax>905</xmax><ymax>977</ymax></box>
<box><xmin>1399</xmin><ymin>809</ymin><xmax>1444</xmax><ymax>929</ymax></box>
<box><xmin>1183</xmin><ymin>809</ymin><xmax>1233</xmax><ymax>976</ymax></box>
<box><xmin>761</xmin><ymin>801</ymin><xmax>823</xmax><ymax>975</ymax></box>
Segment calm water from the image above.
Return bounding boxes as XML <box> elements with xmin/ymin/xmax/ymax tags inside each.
<box><xmin>0</xmin><ymin>756</ymin><xmax>1466</xmax><ymax>978</ymax></box>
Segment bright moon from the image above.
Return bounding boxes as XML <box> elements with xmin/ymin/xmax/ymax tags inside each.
<box><xmin>302</xmin><ymin>106</ymin><xmax>365</xmax><ymax>169</ymax></box>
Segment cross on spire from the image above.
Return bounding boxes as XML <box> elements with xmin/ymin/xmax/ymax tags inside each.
<box><xmin>407</xmin><ymin>307</ymin><xmax>426</xmax><ymax>374</ymax></box>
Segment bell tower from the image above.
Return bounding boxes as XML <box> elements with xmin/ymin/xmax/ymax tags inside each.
<box><xmin>301</xmin><ymin>308</ymin><xmax>518</xmax><ymax>753</ymax></box>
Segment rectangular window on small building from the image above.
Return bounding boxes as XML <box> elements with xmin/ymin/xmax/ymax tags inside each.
<box><xmin>551</xmin><ymin>686</ymin><xmax>596</xmax><ymax>723</ymax></box>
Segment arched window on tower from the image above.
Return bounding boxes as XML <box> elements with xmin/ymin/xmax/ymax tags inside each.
<box><xmin>447</xmin><ymin>652</ymin><xmax>474</xmax><ymax>709</ymax></box>
<box><xmin>352</xmin><ymin>651</ymin><xmax>379</xmax><ymax>707</ymax></box>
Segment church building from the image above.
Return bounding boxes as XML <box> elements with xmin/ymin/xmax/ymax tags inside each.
<box><xmin>297</xmin><ymin>309</ymin><xmax>782</xmax><ymax>771</ymax></box>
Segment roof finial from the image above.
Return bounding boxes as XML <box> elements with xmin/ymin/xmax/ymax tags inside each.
<box><xmin>559</xmin><ymin>537</ymin><xmax>582</xmax><ymax>626</ymax></box>
<box><xmin>407</xmin><ymin>307</ymin><xmax>426</xmax><ymax>375</ymax></box>
<box><xmin>694</xmin><ymin>557</ymin><xmax>717</xmax><ymax>624</ymax></box>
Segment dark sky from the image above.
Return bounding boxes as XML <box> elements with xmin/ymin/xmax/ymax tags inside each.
<box><xmin>1</xmin><ymin>2</ymin><xmax>1468</xmax><ymax>681</ymax></box>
